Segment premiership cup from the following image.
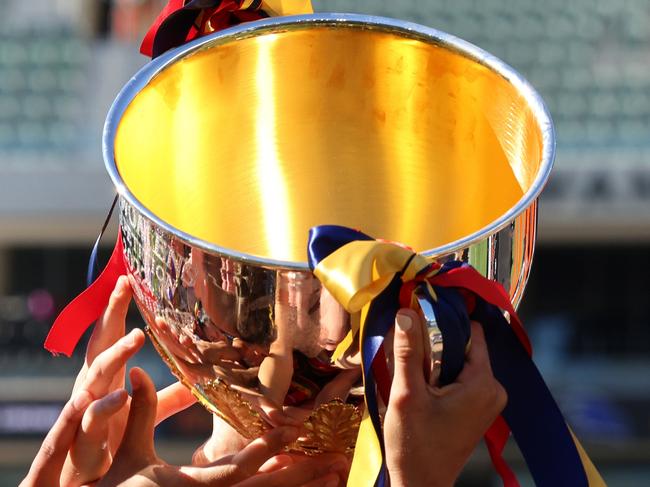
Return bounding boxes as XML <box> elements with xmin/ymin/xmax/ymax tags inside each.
<box><xmin>104</xmin><ymin>14</ymin><xmax>554</xmax><ymax>455</ymax></box>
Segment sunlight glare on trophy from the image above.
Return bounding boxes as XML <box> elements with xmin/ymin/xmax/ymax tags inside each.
<box><xmin>114</xmin><ymin>26</ymin><xmax>535</xmax><ymax>263</ymax></box>
<box><xmin>254</xmin><ymin>34</ymin><xmax>292</xmax><ymax>259</ymax></box>
<box><xmin>107</xmin><ymin>16</ymin><xmax>554</xmax><ymax>456</ymax></box>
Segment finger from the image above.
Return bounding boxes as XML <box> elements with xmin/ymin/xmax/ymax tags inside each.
<box><xmin>237</xmin><ymin>388</ymin><xmax>307</xmax><ymax>427</ymax></box>
<box><xmin>257</xmin><ymin>399</ymin><xmax>304</xmax><ymax>427</ymax></box>
<box><xmin>292</xmin><ymin>273</ymin><xmax>311</xmax><ymax>340</ymax></box>
<box><xmin>195</xmin><ymin>341</ymin><xmax>243</xmax><ymax>363</ymax></box>
<box><xmin>81</xmin><ymin>389</ymin><xmax>129</xmax><ymax>437</ymax></box>
<box><xmin>315</xmin><ymin>368</ymin><xmax>361</xmax><ymax>407</ymax></box>
<box><xmin>263</xmin><ymin>408</ymin><xmax>304</xmax><ymax>427</ymax></box>
<box><xmin>391</xmin><ymin>308</ymin><xmax>427</xmax><ymax>396</ymax></box>
<box><xmin>21</xmin><ymin>391</ymin><xmax>92</xmax><ymax>487</ymax></box>
<box><xmin>281</xmin><ymin>406</ymin><xmax>311</xmax><ymax>424</ymax></box>
<box><xmin>192</xmin><ymin>415</ymin><xmax>250</xmax><ymax>466</ymax></box>
<box><xmin>155</xmin><ymin>381</ymin><xmax>197</xmax><ymax>425</ymax></box>
<box><xmin>155</xmin><ymin>317</ymin><xmax>199</xmax><ymax>363</ymax></box>
<box><xmin>178</xmin><ymin>332</ymin><xmax>203</xmax><ymax>362</ymax></box>
<box><xmin>114</xmin><ymin>368</ymin><xmax>157</xmax><ymax>459</ymax></box>
<box><xmin>191</xmin><ymin>439</ymin><xmax>213</xmax><ymax>467</ymax></box>
<box><xmin>87</xmin><ymin>276</ymin><xmax>132</xmax><ymax>364</ymax></box>
<box><xmin>257</xmin><ymin>454</ymin><xmax>294</xmax><ymax>473</ymax></box>
<box><xmin>319</xmin><ymin>287</ymin><xmax>349</xmax><ymax>348</ymax></box>
<box><xmin>71</xmin><ymin>389</ymin><xmax>129</xmax><ymax>482</ymax></box>
<box><xmin>232</xmin><ymin>453</ymin><xmax>348</xmax><ymax>487</ymax></box>
<box><xmin>231</xmin><ymin>426</ymin><xmax>300</xmax><ymax>477</ymax></box>
<box><xmin>72</xmin><ymin>277</ymin><xmax>132</xmax><ymax>393</ymax></box>
<box><xmin>82</xmin><ymin>329</ymin><xmax>145</xmax><ymax>399</ymax></box>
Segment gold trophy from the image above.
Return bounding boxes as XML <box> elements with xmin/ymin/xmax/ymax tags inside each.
<box><xmin>104</xmin><ymin>14</ymin><xmax>553</xmax><ymax>455</ymax></box>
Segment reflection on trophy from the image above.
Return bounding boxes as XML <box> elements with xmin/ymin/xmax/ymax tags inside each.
<box><xmin>104</xmin><ymin>14</ymin><xmax>553</xmax><ymax>457</ymax></box>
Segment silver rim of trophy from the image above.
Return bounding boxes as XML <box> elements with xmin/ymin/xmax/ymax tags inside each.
<box><xmin>103</xmin><ymin>12</ymin><xmax>555</xmax><ymax>270</ymax></box>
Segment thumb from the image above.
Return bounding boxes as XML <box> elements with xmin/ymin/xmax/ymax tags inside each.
<box><xmin>117</xmin><ymin>367</ymin><xmax>157</xmax><ymax>460</ymax></box>
<box><xmin>392</xmin><ymin>308</ymin><xmax>427</xmax><ymax>396</ymax></box>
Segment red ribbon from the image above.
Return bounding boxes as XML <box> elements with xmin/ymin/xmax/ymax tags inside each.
<box><xmin>44</xmin><ymin>232</ymin><xmax>127</xmax><ymax>357</ymax></box>
<box><xmin>431</xmin><ymin>267</ymin><xmax>532</xmax><ymax>355</ymax></box>
<box><xmin>388</xmin><ymin>263</ymin><xmax>527</xmax><ymax>487</ymax></box>
<box><xmin>45</xmin><ymin>230</ymin><xmax>525</xmax><ymax>487</ymax></box>
<box><xmin>140</xmin><ymin>0</ymin><xmax>185</xmax><ymax>57</ymax></box>
<box><xmin>485</xmin><ymin>416</ymin><xmax>520</xmax><ymax>487</ymax></box>
<box><xmin>140</xmin><ymin>0</ymin><xmax>266</xmax><ymax>58</ymax></box>
<box><xmin>430</xmin><ymin>266</ymin><xmax>528</xmax><ymax>487</ymax></box>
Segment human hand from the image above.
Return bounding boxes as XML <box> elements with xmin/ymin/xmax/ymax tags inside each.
<box><xmin>384</xmin><ymin>309</ymin><xmax>507</xmax><ymax>487</ymax></box>
<box><xmin>100</xmin><ymin>367</ymin><xmax>350</xmax><ymax>487</ymax></box>
<box><xmin>20</xmin><ymin>390</ymin><xmax>94</xmax><ymax>487</ymax></box>
<box><xmin>192</xmin><ymin>415</ymin><xmax>250</xmax><ymax>465</ymax></box>
<box><xmin>60</xmin><ymin>276</ymin><xmax>195</xmax><ymax>486</ymax></box>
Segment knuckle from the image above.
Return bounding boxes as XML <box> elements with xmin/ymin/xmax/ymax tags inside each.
<box><xmin>60</xmin><ymin>401</ymin><xmax>84</xmax><ymax>426</ymax></box>
<box><xmin>107</xmin><ymin>288</ymin><xmax>127</xmax><ymax>310</ymax></box>
<box><xmin>494</xmin><ymin>382</ymin><xmax>508</xmax><ymax>411</ymax></box>
<box><xmin>228</xmin><ymin>464</ymin><xmax>249</xmax><ymax>483</ymax></box>
<box><xmin>393</xmin><ymin>344</ymin><xmax>417</xmax><ymax>363</ymax></box>
<box><xmin>39</xmin><ymin>438</ymin><xmax>58</xmax><ymax>461</ymax></box>
<box><xmin>389</xmin><ymin>389</ymin><xmax>415</xmax><ymax>411</ymax></box>
<box><xmin>83</xmin><ymin>403</ymin><xmax>108</xmax><ymax>432</ymax></box>
<box><xmin>85</xmin><ymin>366</ymin><xmax>106</xmax><ymax>387</ymax></box>
<box><xmin>476</xmin><ymin>379</ymin><xmax>507</xmax><ymax>416</ymax></box>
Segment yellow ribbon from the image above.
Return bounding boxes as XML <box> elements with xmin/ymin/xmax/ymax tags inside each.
<box><xmin>314</xmin><ymin>240</ymin><xmax>432</xmax><ymax>362</ymax></box>
<box><xmin>314</xmin><ymin>237</ymin><xmax>606</xmax><ymax>487</ymax></box>
<box><xmin>252</xmin><ymin>0</ymin><xmax>313</xmax><ymax>16</ymax></box>
<box><xmin>313</xmin><ymin>240</ymin><xmax>434</xmax><ymax>487</ymax></box>
<box><xmin>570</xmin><ymin>430</ymin><xmax>607</xmax><ymax>487</ymax></box>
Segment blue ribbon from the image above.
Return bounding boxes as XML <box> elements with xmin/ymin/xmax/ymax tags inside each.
<box><xmin>307</xmin><ymin>225</ymin><xmax>595</xmax><ymax>487</ymax></box>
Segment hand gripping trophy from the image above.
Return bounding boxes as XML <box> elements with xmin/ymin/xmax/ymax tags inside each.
<box><xmin>45</xmin><ymin>2</ymin><xmax>605</xmax><ymax>486</ymax></box>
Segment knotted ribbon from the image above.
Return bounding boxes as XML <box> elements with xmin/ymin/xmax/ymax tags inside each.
<box><xmin>140</xmin><ymin>0</ymin><xmax>313</xmax><ymax>58</ymax></box>
<box><xmin>308</xmin><ymin>225</ymin><xmax>605</xmax><ymax>487</ymax></box>
<box><xmin>47</xmin><ymin>223</ymin><xmax>605</xmax><ymax>487</ymax></box>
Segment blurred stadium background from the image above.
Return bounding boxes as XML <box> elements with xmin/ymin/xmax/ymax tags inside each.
<box><xmin>0</xmin><ymin>0</ymin><xmax>649</xmax><ymax>484</ymax></box>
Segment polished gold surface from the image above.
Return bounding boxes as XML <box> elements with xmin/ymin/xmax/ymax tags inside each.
<box><xmin>115</xmin><ymin>26</ymin><xmax>541</xmax><ymax>262</ymax></box>
<box><xmin>297</xmin><ymin>400</ymin><xmax>362</xmax><ymax>455</ymax></box>
<box><xmin>110</xmin><ymin>17</ymin><xmax>553</xmax><ymax>457</ymax></box>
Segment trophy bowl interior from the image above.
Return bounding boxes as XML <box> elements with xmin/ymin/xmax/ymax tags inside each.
<box><xmin>114</xmin><ymin>21</ymin><xmax>545</xmax><ymax>263</ymax></box>
<box><xmin>110</xmin><ymin>16</ymin><xmax>554</xmax><ymax>456</ymax></box>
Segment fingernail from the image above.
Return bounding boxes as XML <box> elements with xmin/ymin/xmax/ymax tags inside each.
<box><xmin>73</xmin><ymin>390</ymin><xmax>92</xmax><ymax>411</ymax></box>
<box><xmin>121</xmin><ymin>329</ymin><xmax>137</xmax><ymax>348</ymax></box>
<box><xmin>130</xmin><ymin>369</ymin><xmax>141</xmax><ymax>390</ymax></box>
<box><xmin>113</xmin><ymin>277</ymin><xmax>125</xmax><ymax>297</ymax></box>
<box><xmin>103</xmin><ymin>389</ymin><xmax>126</xmax><ymax>406</ymax></box>
<box><xmin>281</xmin><ymin>427</ymin><xmax>300</xmax><ymax>442</ymax></box>
<box><xmin>395</xmin><ymin>312</ymin><xmax>412</xmax><ymax>332</ymax></box>
<box><xmin>324</xmin><ymin>476</ymin><xmax>339</xmax><ymax>487</ymax></box>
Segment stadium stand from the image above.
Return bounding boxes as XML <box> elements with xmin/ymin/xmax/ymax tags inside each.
<box><xmin>1</xmin><ymin>1</ymin><xmax>649</xmax><ymax>484</ymax></box>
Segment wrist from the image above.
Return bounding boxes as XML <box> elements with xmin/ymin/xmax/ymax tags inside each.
<box><xmin>387</xmin><ymin>463</ymin><xmax>458</xmax><ymax>487</ymax></box>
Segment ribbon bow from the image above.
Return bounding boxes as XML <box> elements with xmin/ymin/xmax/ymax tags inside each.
<box><xmin>308</xmin><ymin>225</ymin><xmax>605</xmax><ymax>487</ymax></box>
<box><xmin>140</xmin><ymin>0</ymin><xmax>313</xmax><ymax>58</ymax></box>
